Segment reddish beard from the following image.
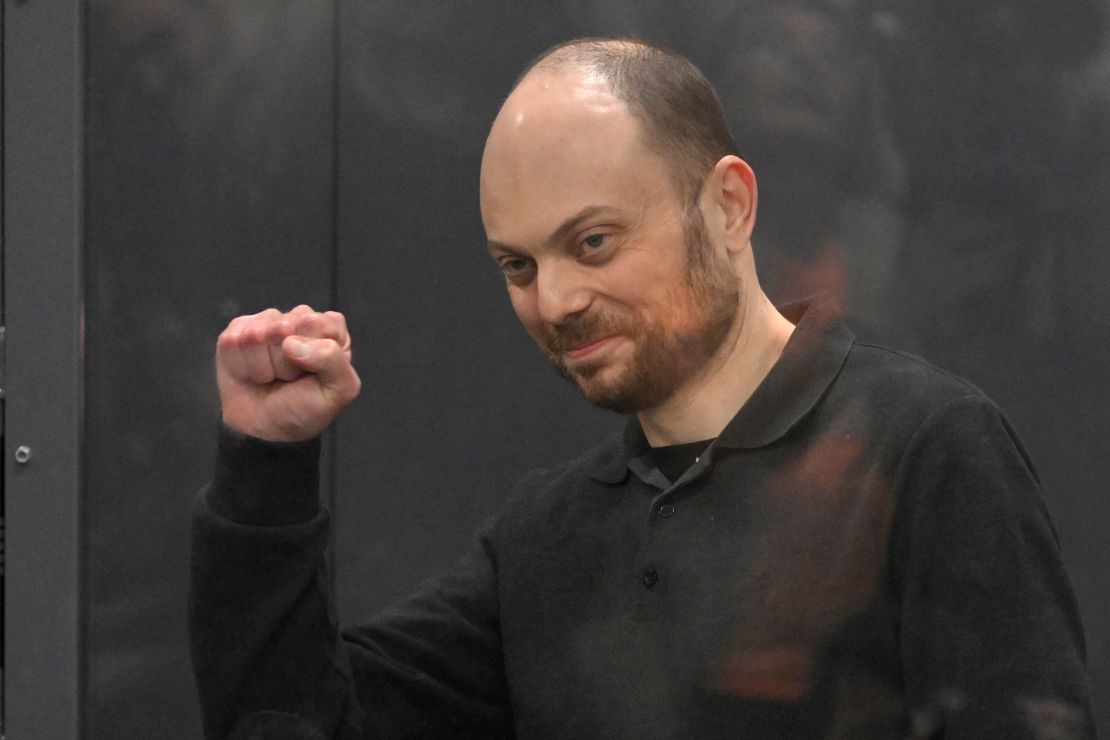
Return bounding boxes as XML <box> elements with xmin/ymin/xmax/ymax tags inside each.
<box><xmin>541</xmin><ymin>310</ymin><xmax>639</xmax><ymax>377</ymax></box>
<box><xmin>541</xmin><ymin>209</ymin><xmax>740</xmax><ymax>414</ymax></box>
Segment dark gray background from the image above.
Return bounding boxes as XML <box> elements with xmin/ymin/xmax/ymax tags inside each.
<box><xmin>5</xmin><ymin>1</ymin><xmax>1108</xmax><ymax>737</ymax></box>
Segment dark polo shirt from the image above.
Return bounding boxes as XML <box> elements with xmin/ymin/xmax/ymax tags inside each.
<box><xmin>191</xmin><ymin>301</ymin><xmax>1093</xmax><ymax>739</ymax></box>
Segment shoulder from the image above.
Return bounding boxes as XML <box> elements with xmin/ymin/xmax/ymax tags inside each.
<box><xmin>829</xmin><ymin>341</ymin><xmax>1011</xmax><ymax>439</ymax></box>
<box><xmin>853</xmin><ymin>346</ymin><xmax>1050</xmax><ymax>554</ymax></box>
<box><xmin>843</xmin><ymin>341</ymin><xmax>986</xmax><ymax>411</ymax></box>
<box><xmin>487</xmin><ymin>429</ymin><xmax>626</xmax><ymax>539</ymax></box>
<box><xmin>802</xmin><ymin>339</ymin><xmax>1035</xmax><ymax>485</ymax></box>
<box><xmin>506</xmin><ymin>429</ymin><xmax>625</xmax><ymax>502</ymax></box>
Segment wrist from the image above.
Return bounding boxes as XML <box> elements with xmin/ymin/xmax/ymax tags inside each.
<box><xmin>207</xmin><ymin>424</ymin><xmax>322</xmax><ymax>526</ymax></box>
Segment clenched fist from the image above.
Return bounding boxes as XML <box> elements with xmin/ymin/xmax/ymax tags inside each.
<box><xmin>216</xmin><ymin>305</ymin><xmax>361</xmax><ymax>442</ymax></box>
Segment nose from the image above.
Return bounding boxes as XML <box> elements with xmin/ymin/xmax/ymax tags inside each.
<box><xmin>535</xmin><ymin>259</ymin><xmax>592</xmax><ymax>325</ymax></box>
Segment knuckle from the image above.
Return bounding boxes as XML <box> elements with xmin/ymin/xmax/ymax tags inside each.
<box><xmin>296</xmin><ymin>313</ymin><xmax>323</xmax><ymax>334</ymax></box>
<box><xmin>242</xmin><ymin>324</ymin><xmax>268</xmax><ymax>344</ymax></box>
<box><xmin>327</xmin><ymin>312</ymin><xmax>350</xmax><ymax>337</ymax></box>
<box><xmin>268</xmin><ymin>318</ymin><xmax>292</xmax><ymax>341</ymax></box>
<box><xmin>218</xmin><ymin>323</ymin><xmax>248</xmax><ymax>347</ymax></box>
<box><xmin>224</xmin><ymin>315</ymin><xmax>249</xmax><ymax>335</ymax></box>
<box><xmin>338</xmin><ymin>373</ymin><xmax>362</xmax><ymax>404</ymax></box>
<box><xmin>217</xmin><ymin>326</ymin><xmax>235</xmax><ymax>343</ymax></box>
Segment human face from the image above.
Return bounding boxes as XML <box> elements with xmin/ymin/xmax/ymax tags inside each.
<box><xmin>545</xmin><ymin>207</ymin><xmax>739</xmax><ymax>413</ymax></box>
<box><xmin>480</xmin><ymin>71</ymin><xmax>740</xmax><ymax>413</ymax></box>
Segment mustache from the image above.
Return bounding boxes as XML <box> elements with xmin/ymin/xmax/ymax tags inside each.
<box><xmin>542</xmin><ymin>311</ymin><xmax>633</xmax><ymax>353</ymax></box>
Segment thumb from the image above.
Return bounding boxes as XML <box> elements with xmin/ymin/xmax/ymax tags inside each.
<box><xmin>283</xmin><ymin>336</ymin><xmax>360</xmax><ymax>394</ymax></box>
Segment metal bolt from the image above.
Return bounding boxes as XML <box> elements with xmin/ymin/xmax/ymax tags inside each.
<box><xmin>14</xmin><ymin>446</ymin><xmax>32</xmax><ymax>464</ymax></box>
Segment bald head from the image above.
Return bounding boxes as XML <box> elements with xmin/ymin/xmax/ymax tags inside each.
<box><xmin>477</xmin><ymin>39</ymin><xmax>765</xmax><ymax>417</ymax></box>
<box><xmin>480</xmin><ymin>58</ymin><xmax>675</xmax><ymax>256</ymax></box>
<box><xmin>510</xmin><ymin>39</ymin><xmax>738</xmax><ymax>205</ymax></box>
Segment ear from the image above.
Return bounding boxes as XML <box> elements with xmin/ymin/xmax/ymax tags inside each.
<box><xmin>703</xmin><ymin>155</ymin><xmax>757</xmax><ymax>254</ymax></box>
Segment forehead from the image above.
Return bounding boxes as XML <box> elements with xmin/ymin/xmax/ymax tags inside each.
<box><xmin>480</xmin><ymin>70</ymin><xmax>677</xmax><ymax>243</ymax></box>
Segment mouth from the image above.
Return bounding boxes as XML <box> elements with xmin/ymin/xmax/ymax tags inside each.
<box><xmin>564</xmin><ymin>336</ymin><xmax>616</xmax><ymax>361</ymax></box>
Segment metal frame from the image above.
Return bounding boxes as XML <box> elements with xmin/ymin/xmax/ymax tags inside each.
<box><xmin>2</xmin><ymin>0</ymin><xmax>84</xmax><ymax>737</ymax></box>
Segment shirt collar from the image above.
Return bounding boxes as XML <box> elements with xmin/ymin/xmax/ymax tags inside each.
<box><xmin>588</xmin><ymin>297</ymin><xmax>854</xmax><ymax>483</ymax></box>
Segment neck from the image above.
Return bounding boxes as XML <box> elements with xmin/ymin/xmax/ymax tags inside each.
<box><xmin>637</xmin><ymin>287</ymin><xmax>795</xmax><ymax>447</ymax></box>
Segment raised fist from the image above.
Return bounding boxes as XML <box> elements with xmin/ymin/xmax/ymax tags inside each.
<box><xmin>216</xmin><ymin>305</ymin><xmax>361</xmax><ymax>442</ymax></box>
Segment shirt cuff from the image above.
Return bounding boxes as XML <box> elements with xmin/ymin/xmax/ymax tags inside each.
<box><xmin>206</xmin><ymin>424</ymin><xmax>322</xmax><ymax>526</ymax></box>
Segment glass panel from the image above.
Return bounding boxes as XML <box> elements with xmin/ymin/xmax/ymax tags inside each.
<box><xmin>336</xmin><ymin>3</ymin><xmax>1109</xmax><ymax>735</ymax></box>
<box><xmin>83</xmin><ymin>2</ymin><xmax>336</xmax><ymax>736</ymax></box>
<box><xmin>79</xmin><ymin>1</ymin><xmax>1110</xmax><ymax>734</ymax></box>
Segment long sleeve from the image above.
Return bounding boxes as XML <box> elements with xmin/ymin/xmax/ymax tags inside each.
<box><xmin>189</xmin><ymin>426</ymin><xmax>513</xmax><ymax>739</ymax></box>
<box><xmin>890</xmin><ymin>395</ymin><xmax>1095</xmax><ymax>739</ymax></box>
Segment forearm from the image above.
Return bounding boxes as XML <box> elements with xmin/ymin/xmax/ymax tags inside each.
<box><xmin>188</xmin><ymin>427</ymin><xmax>514</xmax><ymax>739</ymax></box>
<box><xmin>189</xmin><ymin>428</ymin><xmax>361</xmax><ymax>739</ymax></box>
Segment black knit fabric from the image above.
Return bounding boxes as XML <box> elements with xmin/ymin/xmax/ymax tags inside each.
<box><xmin>190</xmin><ymin>300</ymin><xmax>1094</xmax><ymax>739</ymax></box>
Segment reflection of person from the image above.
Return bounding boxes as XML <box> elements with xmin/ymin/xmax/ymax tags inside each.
<box><xmin>876</xmin><ymin>0</ymin><xmax>1108</xmax><ymax>369</ymax></box>
<box><xmin>190</xmin><ymin>39</ymin><xmax>1093</xmax><ymax>739</ymax></box>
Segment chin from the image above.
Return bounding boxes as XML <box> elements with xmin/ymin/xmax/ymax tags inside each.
<box><xmin>575</xmin><ymin>371</ymin><xmax>655</xmax><ymax>415</ymax></box>
<box><xmin>580</xmin><ymin>386</ymin><xmax>642</xmax><ymax>415</ymax></box>
<box><xmin>555</xmin><ymin>354</ymin><xmax>660</xmax><ymax>414</ymax></box>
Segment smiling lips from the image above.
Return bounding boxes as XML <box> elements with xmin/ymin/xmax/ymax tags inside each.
<box><xmin>565</xmin><ymin>336</ymin><xmax>617</xmax><ymax>361</ymax></box>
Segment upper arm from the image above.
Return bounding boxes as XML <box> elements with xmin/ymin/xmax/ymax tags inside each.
<box><xmin>891</xmin><ymin>395</ymin><xmax>1093</xmax><ymax>737</ymax></box>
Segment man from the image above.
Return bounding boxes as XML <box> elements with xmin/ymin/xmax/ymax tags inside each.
<box><xmin>191</xmin><ymin>39</ymin><xmax>1093</xmax><ymax>739</ymax></box>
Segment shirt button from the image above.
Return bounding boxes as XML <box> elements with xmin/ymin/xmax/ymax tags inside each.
<box><xmin>658</xmin><ymin>504</ymin><xmax>676</xmax><ymax>518</ymax></box>
<box><xmin>642</xmin><ymin>567</ymin><xmax>658</xmax><ymax>588</ymax></box>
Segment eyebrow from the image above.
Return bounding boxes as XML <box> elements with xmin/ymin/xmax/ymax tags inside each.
<box><xmin>487</xmin><ymin>204</ymin><xmax>615</xmax><ymax>255</ymax></box>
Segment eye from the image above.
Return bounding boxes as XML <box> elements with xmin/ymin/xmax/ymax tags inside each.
<box><xmin>582</xmin><ymin>233</ymin><xmax>607</xmax><ymax>251</ymax></box>
<box><xmin>577</xmin><ymin>232</ymin><xmax>615</xmax><ymax>263</ymax></box>
<box><xmin>498</xmin><ymin>256</ymin><xmax>535</xmax><ymax>285</ymax></box>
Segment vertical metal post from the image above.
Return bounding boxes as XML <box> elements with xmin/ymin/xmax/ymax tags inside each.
<box><xmin>2</xmin><ymin>0</ymin><xmax>84</xmax><ymax>737</ymax></box>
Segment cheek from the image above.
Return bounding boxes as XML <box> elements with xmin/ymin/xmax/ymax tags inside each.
<box><xmin>653</xmin><ymin>279</ymin><xmax>702</xmax><ymax>328</ymax></box>
<box><xmin>508</xmin><ymin>287</ymin><xmax>542</xmax><ymax>333</ymax></box>
<box><xmin>636</xmin><ymin>261</ymin><xmax>690</xmax><ymax>308</ymax></box>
